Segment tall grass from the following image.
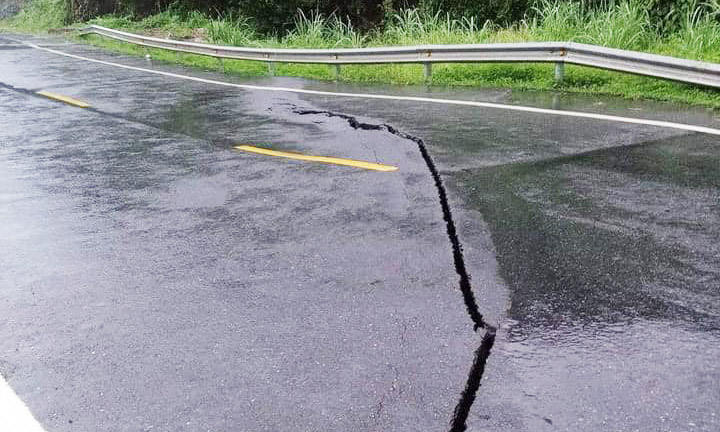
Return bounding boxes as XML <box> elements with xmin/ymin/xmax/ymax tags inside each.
<box><xmin>583</xmin><ymin>1</ymin><xmax>652</xmax><ymax>48</ymax></box>
<box><xmin>283</xmin><ymin>10</ymin><xmax>366</xmax><ymax>48</ymax></box>
<box><xmin>207</xmin><ymin>12</ymin><xmax>256</xmax><ymax>46</ymax></box>
<box><xmin>664</xmin><ymin>0</ymin><xmax>720</xmax><ymax>61</ymax></box>
<box><xmin>530</xmin><ymin>0</ymin><xmax>585</xmax><ymax>41</ymax></box>
<box><xmin>530</xmin><ymin>0</ymin><xmax>720</xmax><ymax>55</ymax></box>
<box><xmin>530</xmin><ymin>0</ymin><xmax>651</xmax><ymax>48</ymax></box>
<box><xmin>381</xmin><ymin>9</ymin><xmax>493</xmax><ymax>45</ymax></box>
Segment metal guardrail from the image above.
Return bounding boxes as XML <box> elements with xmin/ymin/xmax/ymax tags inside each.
<box><xmin>80</xmin><ymin>24</ymin><xmax>720</xmax><ymax>88</ymax></box>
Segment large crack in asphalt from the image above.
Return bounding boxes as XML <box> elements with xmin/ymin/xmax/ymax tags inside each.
<box><xmin>2</xmin><ymin>80</ymin><xmax>496</xmax><ymax>430</ymax></box>
<box><xmin>293</xmin><ymin>110</ymin><xmax>487</xmax><ymax>327</ymax></box>
<box><xmin>293</xmin><ymin>108</ymin><xmax>496</xmax><ymax>431</ymax></box>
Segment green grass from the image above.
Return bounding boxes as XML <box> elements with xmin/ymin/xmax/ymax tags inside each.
<box><xmin>3</xmin><ymin>0</ymin><xmax>720</xmax><ymax>108</ymax></box>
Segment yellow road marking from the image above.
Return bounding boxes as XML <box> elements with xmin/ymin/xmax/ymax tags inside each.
<box><xmin>36</xmin><ymin>91</ymin><xmax>90</xmax><ymax>108</ymax></box>
<box><xmin>235</xmin><ymin>145</ymin><xmax>398</xmax><ymax>172</ymax></box>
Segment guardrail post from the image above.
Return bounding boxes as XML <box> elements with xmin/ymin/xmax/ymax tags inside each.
<box><xmin>423</xmin><ymin>63</ymin><xmax>432</xmax><ymax>84</ymax></box>
<box><xmin>554</xmin><ymin>62</ymin><xmax>565</xmax><ymax>84</ymax></box>
<box><xmin>333</xmin><ymin>64</ymin><xmax>341</xmax><ymax>80</ymax></box>
<box><xmin>217</xmin><ymin>57</ymin><xmax>225</xmax><ymax>73</ymax></box>
<box><xmin>268</xmin><ymin>62</ymin><xmax>276</xmax><ymax>77</ymax></box>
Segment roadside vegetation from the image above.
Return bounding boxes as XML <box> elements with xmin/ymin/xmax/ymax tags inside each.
<box><xmin>2</xmin><ymin>0</ymin><xmax>65</xmax><ymax>31</ymax></box>
<box><xmin>2</xmin><ymin>0</ymin><xmax>720</xmax><ymax>107</ymax></box>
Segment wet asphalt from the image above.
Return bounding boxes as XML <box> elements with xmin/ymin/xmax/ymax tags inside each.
<box><xmin>1</xmin><ymin>34</ymin><xmax>719</xmax><ymax>432</ymax></box>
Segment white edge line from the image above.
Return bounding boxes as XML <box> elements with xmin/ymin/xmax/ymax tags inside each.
<box><xmin>0</xmin><ymin>374</ymin><xmax>48</xmax><ymax>432</ymax></box>
<box><xmin>10</xmin><ymin>38</ymin><xmax>720</xmax><ymax>137</ymax></box>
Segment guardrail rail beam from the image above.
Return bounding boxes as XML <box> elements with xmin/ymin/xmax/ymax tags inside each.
<box><xmin>79</xmin><ymin>25</ymin><xmax>720</xmax><ymax>89</ymax></box>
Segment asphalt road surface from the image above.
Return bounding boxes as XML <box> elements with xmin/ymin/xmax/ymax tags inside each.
<box><xmin>1</xmin><ymin>33</ymin><xmax>719</xmax><ymax>432</ymax></box>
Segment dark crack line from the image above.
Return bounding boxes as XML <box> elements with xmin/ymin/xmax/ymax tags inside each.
<box><xmin>294</xmin><ymin>108</ymin><xmax>487</xmax><ymax>331</ymax></box>
<box><xmin>293</xmin><ymin>107</ymin><xmax>495</xmax><ymax>431</ymax></box>
<box><xmin>450</xmin><ymin>326</ymin><xmax>496</xmax><ymax>432</ymax></box>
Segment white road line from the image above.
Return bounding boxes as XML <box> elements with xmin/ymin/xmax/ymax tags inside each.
<box><xmin>11</xmin><ymin>38</ymin><xmax>720</xmax><ymax>137</ymax></box>
<box><xmin>0</xmin><ymin>375</ymin><xmax>48</xmax><ymax>432</ymax></box>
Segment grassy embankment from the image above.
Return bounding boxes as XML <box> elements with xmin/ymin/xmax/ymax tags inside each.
<box><xmin>3</xmin><ymin>0</ymin><xmax>720</xmax><ymax>108</ymax></box>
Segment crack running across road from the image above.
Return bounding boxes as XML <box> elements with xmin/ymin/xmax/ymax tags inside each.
<box><xmin>293</xmin><ymin>108</ymin><xmax>496</xmax><ymax>432</ymax></box>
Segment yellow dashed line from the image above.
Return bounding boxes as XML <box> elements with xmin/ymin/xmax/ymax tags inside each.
<box><xmin>235</xmin><ymin>145</ymin><xmax>398</xmax><ymax>172</ymax></box>
<box><xmin>36</xmin><ymin>91</ymin><xmax>90</xmax><ymax>108</ymax></box>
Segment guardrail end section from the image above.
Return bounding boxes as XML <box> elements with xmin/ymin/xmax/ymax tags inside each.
<box><xmin>76</xmin><ymin>27</ymin><xmax>94</xmax><ymax>36</ymax></box>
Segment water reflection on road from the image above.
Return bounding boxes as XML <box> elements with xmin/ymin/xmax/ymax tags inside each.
<box><xmin>449</xmin><ymin>132</ymin><xmax>720</xmax><ymax>431</ymax></box>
